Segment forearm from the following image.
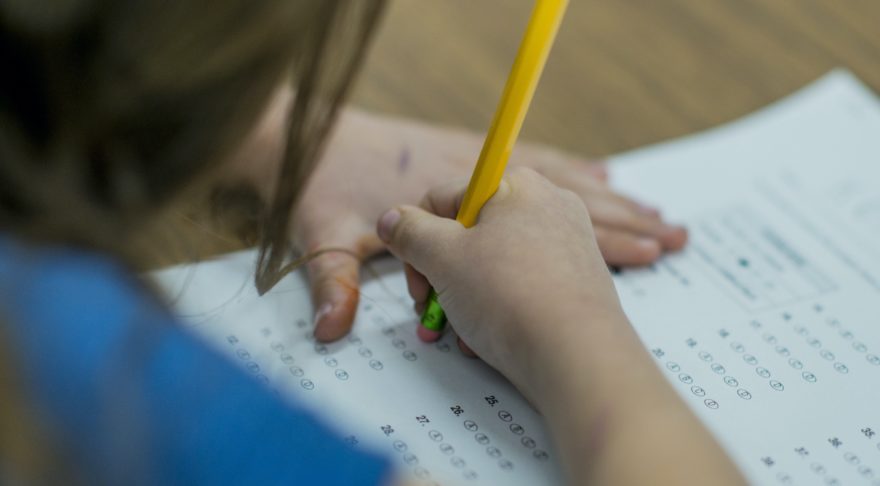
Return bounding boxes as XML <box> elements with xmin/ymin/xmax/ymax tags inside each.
<box><xmin>522</xmin><ymin>310</ymin><xmax>745</xmax><ymax>485</ymax></box>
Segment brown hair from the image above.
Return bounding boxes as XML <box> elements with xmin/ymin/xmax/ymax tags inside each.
<box><xmin>253</xmin><ymin>1</ymin><xmax>385</xmax><ymax>293</ymax></box>
<box><xmin>0</xmin><ymin>0</ymin><xmax>384</xmax><ymax>276</ymax></box>
<box><xmin>0</xmin><ymin>0</ymin><xmax>384</xmax><ymax>481</ymax></box>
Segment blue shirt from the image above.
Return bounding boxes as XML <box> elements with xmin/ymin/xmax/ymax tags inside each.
<box><xmin>0</xmin><ymin>237</ymin><xmax>390</xmax><ymax>485</ymax></box>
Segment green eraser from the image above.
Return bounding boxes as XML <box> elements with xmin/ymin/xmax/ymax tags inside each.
<box><xmin>420</xmin><ymin>290</ymin><xmax>447</xmax><ymax>331</ymax></box>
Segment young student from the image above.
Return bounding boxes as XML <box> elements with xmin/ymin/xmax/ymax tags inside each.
<box><xmin>0</xmin><ymin>0</ymin><xmax>743</xmax><ymax>484</ymax></box>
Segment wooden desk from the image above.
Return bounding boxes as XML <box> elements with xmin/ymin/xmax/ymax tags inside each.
<box><xmin>353</xmin><ymin>0</ymin><xmax>880</xmax><ymax>157</ymax></box>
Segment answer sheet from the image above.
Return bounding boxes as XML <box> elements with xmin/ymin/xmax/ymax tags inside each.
<box><xmin>609</xmin><ymin>70</ymin><xmax>880</xmax><ymax>486</ymax></box>
<box><xmin>152</xmin><ymin>70</ymin><xmax>880</xmax><ymax>485</ymax></box>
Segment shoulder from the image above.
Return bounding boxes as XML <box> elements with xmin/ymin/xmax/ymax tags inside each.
<box><xmin>0</xmin><ymin>236</ymin><xmax>148</xmax><ymax>326</ymax></box>
<box><xmin>0</xmin><ymin>236</ymin><xmax>172</xmax><ymax>414</ymax></box>
<box><xmin>0</xmin><ymin>237</ymin><xmax>392</xmax><ymax>485</ymax></box>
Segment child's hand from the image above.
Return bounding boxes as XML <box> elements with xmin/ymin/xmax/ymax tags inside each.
<box><xmin>296</xmin><ymin>109</ymin><xmax>686</xmax><ymax>341</ymax></box>
<box><xmin>375</xmin><ymin>168</ymin><xmax>627</xmax><ymax>392</ymax></box>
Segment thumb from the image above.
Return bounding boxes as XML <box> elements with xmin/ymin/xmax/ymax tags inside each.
<box><xmin>376</xmin><ymin>205</ymin><xmax>462</xmax><ymax>275</ymax></box>
<box><xmin>307</xmin><ymin>249</ymin><xmax>361</xmax><ymax>343</ymax></box>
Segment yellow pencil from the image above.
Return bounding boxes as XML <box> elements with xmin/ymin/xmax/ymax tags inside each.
<box><xmin>421</xmin><ymin>0</ymin><xmax>569</xmax><ymax>334</ymax></box>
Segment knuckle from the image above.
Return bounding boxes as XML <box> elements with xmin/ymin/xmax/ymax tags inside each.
<box><xmin>623</xmin><ymin>210</ymin><xmax>659</xmax><ymax>232</ymax></box>
<box><xmin>417</xmin><ymin>192</ymin><xmax>433</xmax><ymax>211</ymax></box>
<box><xmin>558</xmin><ymin>188</ymin><xmax>591</xmax><ymax>221</ymax></box>
<box><xmin>509</xmin><ymin>166</ymin><xmax>536</xmax><ymax>177</ymax></box>
<box><xmin>507</xmin><ymin>167</ymin><xmax>551</xmax><ymax>195</ymax></box>
<box><xmin>508</xmin><ymin>166</ymin><xmax>542</xmax><ymax>185</ymax></box>
<box><xmin>558</xmin><ymin>187</ymin><xmax>581</xmax><ymax>203</ymax></box>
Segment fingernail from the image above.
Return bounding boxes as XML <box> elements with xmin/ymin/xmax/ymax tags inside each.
<box><xmin>636</xmin><ymin>203</ymin><xmax>661</xmax><ymax>217</ymax></box>
<box><xmin>637</xmin><ymin>237</ymin><xmax>662</xmax><ymax>253</ymax></box>
<box><xmin>377</xmin><ymin>209</ymin><xmax>401</xmax><ymax>243</ymax></box>
<box><xmin>417</xmin><ymin>325</ymin><xmax>442</xmax><ymax>343</ymax></box>
<box><xmin>313</xmin><ymin>302</ymin><xmax>333</xmax><ymax>327</ymax></box>
<box><xmin>662</xmin><ymin>224</ymin><xmax>687</xmax><ymax>237</ymax></box>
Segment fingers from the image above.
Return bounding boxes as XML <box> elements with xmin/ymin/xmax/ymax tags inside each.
<box><xmin>378</xmin><ymin>205</ymin><xmax>463</xmax><ymax>342</ymax></box>
<box><xmin>376</xmin><ymin>205</ymin><xmax>462</xmax><ymax>275</ymax></box>
<box><xmin>418</xmin><ymin>177</ymin><xmax>470</xmax><ymax>218</ymax></box>
<box><xmin>418</xmin><ymin>325</ymin><xmax>443</xmax><ymax>343</ymax></box>
<box><xmin>380</xmin><ymin>194</ymin><xmax>466</xmax><ymax>345</ymax></box>
<box><xmin>524</xmin><ymin>157</ymin><xmax>687</xmax><ymax>257</ymax></box>
<box><xmin>587</xmin><ymin>193</ymin><xmax>688</xmax><ymax>254</ymax></box>
<box><xmin>306</xmin><ymin>250</ymin><xmax>361</xmax><ymax>342</ymax></box>
<box><xmin>594</xmin><ymin>227</ymin><xmax>663</xmax><ymax>266</ymax></box>
<box><xmin>407</xmin><ymin>263</ymin><xmax>446</xmax><ymax>344</ymax></box>
<box><xmin>308</xmin><ymin>199</ymin><xmax>463</xmax><ymax>343</ymax></box>
<box><xmin>457</xmin><ymin>337</ymin><xmax>478</xmax><ymax>357</ymax></box>
<box><xmin>584</xmin><ymin>162</ymin><xmax>609</xmax><ymax>182</ymax></box>
<box><xmin>405</xmin><ymin>263</ymin><xmax>431</xmax><ymax>306</ymax></box>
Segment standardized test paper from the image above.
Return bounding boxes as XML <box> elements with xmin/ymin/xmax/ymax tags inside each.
<box><xmin>608</xmin><ymin>70</ymin><xmax>880</xmax><ymax>486</ymax></box>
<box><xmin>151</xmin><ymin>70</ymin><xmax>880</xmax><ymax>485</ymax></box>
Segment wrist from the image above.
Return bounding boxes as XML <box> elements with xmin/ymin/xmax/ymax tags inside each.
<box><xmin>510</xmin><ymin>305</ymin><xmax>686</xmax><ymax>478</ymax></box>
<box><xmin>510</xmin><ymin>301</ymin><xmax>655</xmax><ymax>419</ymax></box>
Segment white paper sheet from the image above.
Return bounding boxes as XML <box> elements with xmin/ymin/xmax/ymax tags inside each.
<box><xmin>153</xmin><ymin>254</ymin><xmax>561</xmax><ymax>485</ymax></box>
<box><xmin>609</xmin><ymin>70</ymin><xmax>880</xmax><ymax>486</ymax></box>
<box><xmin>151</xmin><ymin>70</ymin><xmax>880</xmax><ymax>486</ymax></box>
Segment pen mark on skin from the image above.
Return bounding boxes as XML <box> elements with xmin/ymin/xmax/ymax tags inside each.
<box><xmin>397</xmin><ymin>145</ymin><xmax>411</xmax><ymax>175</ymax></box>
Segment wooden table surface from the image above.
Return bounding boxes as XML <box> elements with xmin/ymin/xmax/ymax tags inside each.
<box><xmin>353</xmin><ymin>0</ymin><xmax>880</xmax><ymax>158</ymax></box>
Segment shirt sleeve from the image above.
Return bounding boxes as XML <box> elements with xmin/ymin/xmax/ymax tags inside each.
<box><xmin>1</xmin><ymin>244</ymin><xmax>391</xmax><ymax>486</ymax></box>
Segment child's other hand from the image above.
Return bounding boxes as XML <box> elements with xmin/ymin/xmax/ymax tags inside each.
<box><xmin>297</xmin><ymin>109</ymin><xmax>686</xmax><ymax>342</ymax></box>
<box><xmin>376</xmin><ymin>168</ymin><xmax>627</xmax><ymax>391</ymax></box>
